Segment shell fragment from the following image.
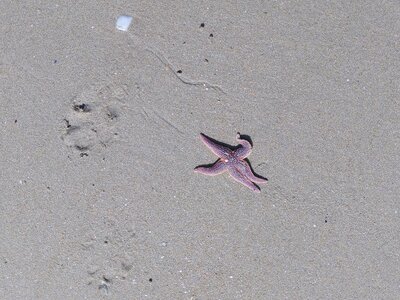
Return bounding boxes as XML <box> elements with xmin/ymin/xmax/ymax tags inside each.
<box><xmin>116</xmin><ymin>15</ymin><xmax>133</xmax><ymax>31</ymax></box>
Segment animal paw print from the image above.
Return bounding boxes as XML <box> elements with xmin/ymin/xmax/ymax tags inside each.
<box><xmin>61</xmin><ymin>83</ymin><xmax>128</xmax><ymax>153</ymax></box>
<box><xmin>82</xmin><ymin>226</ymin><xmax>136</xmax><ymax>295</ymax></box>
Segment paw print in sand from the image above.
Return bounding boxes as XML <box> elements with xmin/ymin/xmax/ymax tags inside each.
<box><xmin>61</xmin><ymin>83</ymin><xmax>127</xmax><ymax>153</ymax></box>
<box><xmin>82</xmin><ymin>223</ymin><xmax>136</xmax><ymax>295</ymax></box>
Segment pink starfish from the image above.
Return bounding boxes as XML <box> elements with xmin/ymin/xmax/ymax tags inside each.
<box><xmin>194</xmin><ymin>133</ymin><xmax>268</xmax><ymax>193</ymax></box>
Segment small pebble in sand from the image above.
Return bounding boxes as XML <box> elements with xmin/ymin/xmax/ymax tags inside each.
<box><xmin>116</xmin><ymin>15</ymin><xmax>133</xmax><ymax>31</ymax></box>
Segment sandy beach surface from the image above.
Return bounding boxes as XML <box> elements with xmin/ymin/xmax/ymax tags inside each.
<box><xmin>1</xmin><ymin>1</ymin><xmax>399</xmax><ymax>299</ymax></box>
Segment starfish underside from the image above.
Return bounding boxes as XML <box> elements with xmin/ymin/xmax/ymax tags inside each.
<box><xmin>194</xmin><ymin>133</ymin><xmax>267</xmax><ymax>193</ymax></box>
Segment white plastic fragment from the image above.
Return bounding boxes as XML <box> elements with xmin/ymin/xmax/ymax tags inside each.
<box><xmin>116</xmin><ymin>15</ymin><xmax>133</xmax><ymax>31</ymax></box>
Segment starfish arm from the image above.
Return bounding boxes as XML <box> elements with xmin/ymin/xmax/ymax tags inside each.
<box><xmin>194</xmin><ymin>160</ymin><xmax>227</xmax><ymax>176</ymax></box>
<box><xmin>238</xmin><ymin>161</ymin><xmax>268</xmax><ymax>184</ymax></box>
<box><xmin>228</xmin><ymin>166</ymin><xmax>261</xmax><ymax>193</ymax></box>
<box><xmin>235</xmin><ymin>133</ymin><xmax>252</xmax><ymax>159</ymax></box>
<box><xmin>199</xmin><ymin>133</ymin><xmax>231</xmax><ymax>158</ymax></box>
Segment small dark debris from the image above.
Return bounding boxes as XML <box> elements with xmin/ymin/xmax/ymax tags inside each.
<box><xmin>200</xmin><ymin>23</ymin><xmax>205</xmax><ymax>28</ymax></box>
<box><xmin>106</xmin><ymin>109</ymin><xmax>118</xmax><ymax>120</ymax></box>
<box><xmin>209</xmin><ymin>33</ymin><xmax>214</xmax><ymax>37</ymax></box>
<box><xmin>75</xmin><ymin>145</ymin><xmax>89</xmax><ymax>151</ymax></box>
<box><xmin>73</xmin><ymin>103</ymin><xmax>90</xmax><ymax>112</ymax></box>
<box><xmin>47</xmin><ymin>186</ymin><xmax>51</xmax><ymax>190</ymax></box>
<box><xmin>64</xmin><ymin>119</ymin><xmax>71</xmax><ymax>128</ymax></box>
<box><xmin>66</xmin><ymin>125</ymin><xmax>79</xmax><ymax>134</ymax></box>
<box><xmin>14</xmin><ymin>119</ymin><xmax>17</xmax><ymax>123</ymax></box>
<box><xmin>183</xmin><ymin>41</ymin><xmax>186</xmax><ymax>44</ymax></box>
<box><xmin>204</xmin><ymin>58</ymin><xmax>209</xmax><ymax>62</ymax></box>
<box><xmin>149</xmin><ymin>278</ymin><xmax>153</xmax><ymax>282</ymax></box>
<box><xmin>53</xmin><ymin>59</ymin><xmax>58</xmax><ymax>64</ymax></box>
<box><xmin>98</xmin><ymin>283</ymin><xmax>108</xmax><ymax>293</ymax></box>
<box><xmin>80</xmin><ymin>152</ymin><xmax>89</xmax><ymax>157</ymax></box>
<box><xmin>177</xmin><ymin>70</ymin><xmax>182</xmax><ymax>74</ymax></box>
<box><xmin>103</xmin><ymin>275</ymin><xmax>111</xmax><ymax>283</ymax></box>
<box><xmin>104</xmin><ymin>240</ymin><xmax>108</xmax><ymax>244</ymax></box>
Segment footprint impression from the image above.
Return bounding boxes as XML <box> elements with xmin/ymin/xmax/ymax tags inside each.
<box><xmin>61</xmin><ymin>83</ymin><xmax>128</xmax><ymax>153</ymax></box>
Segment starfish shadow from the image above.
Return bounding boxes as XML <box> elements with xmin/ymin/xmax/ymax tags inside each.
<box><xmin>200</xmin><ymin>132</ymin><xmax>252</xmax><ymax>152</ymax></box>
<box><xmin>194</xmin><ymin>159</ymin><xmax>221</xmax><ymax>169</ymax></box>
<box><xmin>200</xmin><ymin>133</ymin><xmax>237</xmax><ymax>151</ymax></box>
<box><xmin>237</xmin><ymin>133</ymin><xmax>268</xmax><ymax>182</ymax></box>
<box><xmin>245</xmin><ymin>158</ymin><xmax>269</xmax><ymax>182</ymax></box>
<box><xmin>237</xmin><ymin>133</ymin><xmax>253</xmax><ymax>147</ymax></box>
